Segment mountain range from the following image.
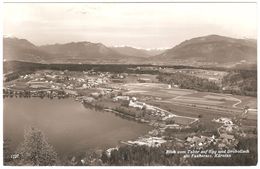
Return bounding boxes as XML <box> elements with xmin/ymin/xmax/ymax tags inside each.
<box><xmin>3</xmin><ymin>35</ymin><xmax>257</xmax><ymax>68</ymax></box>
<box><xmin>150</xmin><ymin>35</ymin><xmax>257</xmax><ymax>67</ymax></box>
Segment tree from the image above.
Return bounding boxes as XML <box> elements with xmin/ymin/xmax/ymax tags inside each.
<box><xmin>16</xmin><ymin>127</ymin><xmax>58</xmax><ymax>166</ymax></box>
<box><xmin>101</xmin><ymin>151</ymin><xmax>109</xmax><ymax>164</ymax></box>
<box><xmin>3</xmin><ymin>138</ymin><xmax>12</xmax><ymax>164</ymax></box>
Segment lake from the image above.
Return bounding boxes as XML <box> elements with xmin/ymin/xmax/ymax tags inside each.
<box><xmin>3</xmin><ymin>97</ymin><xmax>151</xmax><ymax>155</ymax></box>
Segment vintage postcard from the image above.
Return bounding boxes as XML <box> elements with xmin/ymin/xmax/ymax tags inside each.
<box><xmin>2</xmin><ymin>1</ymin><xmax>257</xmax><ymax>166</ymax></box>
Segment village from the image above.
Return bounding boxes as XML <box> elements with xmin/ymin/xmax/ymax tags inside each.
<box><xmin>3</xmin><ymin>69</ymin><xmax>251</xmax><ymax>161</ymax></box>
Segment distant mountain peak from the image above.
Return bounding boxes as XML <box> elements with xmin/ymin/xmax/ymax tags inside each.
<box><xmin>4</xmin><ymin>36</ymin><xmax>37</xmax><ymax>48</ymax></box>
<box><xmin>3</xmin><ymin>37</ymin><xmax>51</xmax><ymax>63</ymax></box>
<box><xmin>111</xmin><ymin>45</ymin><xmax>169</xmax><ymax>51</ymax></box>
<box><xmin>151</xmin><ymin>34</ymin><xmax>257</xmax><ymax>67</ymax></box>
<box><xmin>110</xmin><ymin>45</ymin><xmax>167</xmax><ymax>57</ymax></box>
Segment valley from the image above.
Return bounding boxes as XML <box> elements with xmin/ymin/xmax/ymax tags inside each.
<box><xmin>3</xmin><ymin>34</ymin><xmax>257</xmax><ymax>166</ymax></box>
<box><xmin>3</xmin><ymin>62</ymin><xmax>257</xmax><ymax>165</ymax></box>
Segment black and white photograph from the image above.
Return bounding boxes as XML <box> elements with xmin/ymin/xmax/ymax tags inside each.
<box><xmin>1</xmin><ymin>0</ymin><xmax>258</xmax><ymax>166</ymax></box>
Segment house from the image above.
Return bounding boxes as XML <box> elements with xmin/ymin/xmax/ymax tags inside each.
<box><xmin>186</xmin><ymin>137</ymin><xmax>193</xmax><ymax>142</ymax></box>
<box><xmin>113</xmin><ymin>96</ymin><xmax>130</xmax><ymax>102</ymax></box>
<box><xmin>173</xmin><ymin>84</ymin><xmax>179</xmax><ymax>88</ymax></box>
<box><xmin>213</xmin><ymin>117</ymin><xmax>233</xmax><ymax>125</ymax></box>
<box><xmin>218</xmin><ymin>143</ymin><xmax>226</xmax><ymax>148</ymax></box>
<box><xmin>106</xmin><ymin>147</ymin><xmax>119</xmax><ymax>157</ymax></box>
<box><xmin>220</xmin><ymin>133</ymin><xmax>234</xmax><ymax>140</ymax></box>
<box><xmin>186</xmin><ymin>135</ymin><xmax>212</xmax><ymax>147</ymax></box>
<box><xmin>129</xmin><ymin>100</ymin><xmax>145</xmax><ymax>109</ymax></box>
<box><xmin>82</xmin><ymin>84</ymin><xmax>89</xmax><ymax>89</ymax></box>
<box><xmin>128</xmin><ymin>137</ymin><xmax>167</xmax><ymax>147</ymax></box>
<box><xmin>165</xmin><ymin>124</ymin><xmax>180</xmax><ymax>129</ymax></box>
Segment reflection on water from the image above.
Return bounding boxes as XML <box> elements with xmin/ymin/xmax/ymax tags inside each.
<box><xmin>4</xmin><ymin>97</ymin><xmax>151</xmax><ymax>155</ymax></box>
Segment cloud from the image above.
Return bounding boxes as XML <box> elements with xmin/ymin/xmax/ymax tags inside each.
<box><xmin>4</xmin><ymin>3</ymin><xmax>257</xmax><ymax>48</ymax></box>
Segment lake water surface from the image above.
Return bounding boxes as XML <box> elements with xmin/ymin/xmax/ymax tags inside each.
<box><xmin>3</xmin><ymin>97</ymin><xmax>151</xmax><ymax>155</ymax></box>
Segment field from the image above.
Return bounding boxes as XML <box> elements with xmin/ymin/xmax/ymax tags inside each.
<box><xmin>116</xmin><ymin>82</ymin><xmax>257</xmax><ymax>130</ymax></box>
<box><xmin>120</xmin><ymin>82</ymin><xmax>256</xmax><ymax>110</ymax></box>
<box><xmin>121</xmin><ymin>83</ymin><xmax>196</xmax><ymax>99</ymax></box>
<box><xmin>172</xmin><ymin>115</ymin><xmax>198</xmax><ymax>125</ymax></box>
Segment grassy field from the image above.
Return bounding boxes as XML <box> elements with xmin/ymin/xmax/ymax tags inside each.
<box><xmin>172</xmin><ymin>116</ymin><xmax>198</xmax><ymax>125</ymax></box>
<box><xmin>122</xmin><ymin>83</ymin><xmax>196</xmax><ymax>99</ymax></box>
<box><xmin>246</xmin><ymin>109</ymin><xmax>257</xmax><ymax>120</ymax></box>
<box><xmin>120</xmin><ymin>82</ymin><xmax>257</xmax><ymax>110</ymax></box>
<box><xmin>117</xmin><ymin>82</ymin><xmax>257</xmax><ymax>131</ymax></box>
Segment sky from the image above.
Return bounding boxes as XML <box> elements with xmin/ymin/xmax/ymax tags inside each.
<box><xmin>3</xmin><ymin>3</ymin><xmax>257</xmax><ymax>49</ymax></box>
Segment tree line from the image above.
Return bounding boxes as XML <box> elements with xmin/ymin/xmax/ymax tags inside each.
<box><xmin>157</xmin><ymin>69</ymin><xmax>257</xmax><ymax>97</ymax></box>
<box><xmin>157</xmin><ymin>72</ymin><xmax>220</xmax><ymax>92</ymax></box>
